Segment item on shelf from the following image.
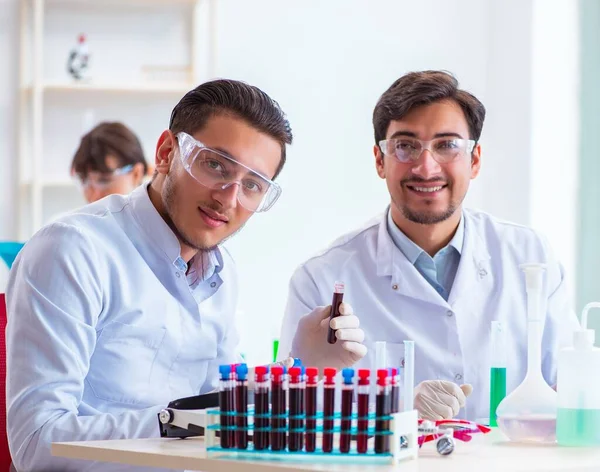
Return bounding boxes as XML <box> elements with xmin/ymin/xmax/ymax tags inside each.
<box><xmin>67</xmin><ymin>34</ymin><xmax>90</xmax><ymax>81</ymax></box>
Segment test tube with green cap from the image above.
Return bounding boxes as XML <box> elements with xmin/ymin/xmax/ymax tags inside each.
<box><xmin>489</xmin><ymin>320</ymin><xmax>507</xmax><ymax>427</ymax></box>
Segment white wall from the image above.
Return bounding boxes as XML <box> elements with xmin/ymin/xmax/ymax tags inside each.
<box><xmin>0</xmin><ymin>0</ymin><xmax>581</xmax><ymax>363</ymax></box>
<box><xmin>529</xmin><ymin>0</ymin><xmax>580</xmax><ymax>306</ymax></box>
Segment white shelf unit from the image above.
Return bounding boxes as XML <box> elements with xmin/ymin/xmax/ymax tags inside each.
<box><xmin>18</xmin><ymin>0</ymin><xmax>217</xmax><ymax>239</ymax></box>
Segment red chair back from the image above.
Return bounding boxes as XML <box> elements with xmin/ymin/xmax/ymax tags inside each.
<box><xmin>0</xmin><ymin>294</ymin><xmax>11</xmax><ymax>470</ymax></box>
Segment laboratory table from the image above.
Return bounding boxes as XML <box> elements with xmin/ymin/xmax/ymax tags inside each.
<box><xmin>52</xmin><ymin>430</ymin><xmax>600</xmax><ymax>472</ymax></box>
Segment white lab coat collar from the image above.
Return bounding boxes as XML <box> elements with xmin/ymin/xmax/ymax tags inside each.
<box><xmin>375</xmin><ymin>209</ymin><xmax>491</xmax><ymax>307</ymax></box>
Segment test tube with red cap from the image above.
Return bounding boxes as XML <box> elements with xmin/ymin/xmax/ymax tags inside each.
<box><xmin>218</xmin><ymin>365</ymin><xmax>235</xmax><ymax>449</ymax></box>
<box><xmin>288</xmin><ymin>366</ymin><xmax>305</xmax><ymax>451</ymax></box>
<box><xmin>327</xmin><ymin>282</ymin><xmax>345</xmax><ymax>344</ymax></box>
<box><xmin>253</xmin><ymin>365</ymin><xmax>269</xmax><ymax>450</ymax></box>
<box><xmin>234</xmin><ymin>364</ymin><xmax>249</xmax><ymax>449</ymax></box>
<box><xmin>375</xmin><ymin>369</ymin><xmax>391</xmax><ymax>453</ymax></box>
<box><xmin>305</xmin><ymin>367</ymin><xmax>319</xmax><ymax>452</ymax></box>
<box><xmin>340</xmin><ymin>368</ymin><xmax>354</xmax><ymax>453</ymax></box>
<box><xmin>390</xmin><ymin>367</ymin><xmax>400</xmax><ymax>413</ymax></box>
<box><xmin>270</xmin><ymin>365</ymin><xmax>287</xmax><ymax>451</ymax></box>
<box><xmin>356</xmin><ymin>369</ymin><xmax>370</xmax><ymax>453</ymax></box>
<box><xmin>322</xmin><ymin>367</ymin><xmax>337</xmax><ymax>453</ymax></box>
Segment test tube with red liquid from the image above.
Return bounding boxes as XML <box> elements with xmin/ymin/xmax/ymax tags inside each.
<box><xmin>305</xmin><ymin>367</ymin><xmax>318</xmax><ymax>452</ymax></box>
<box><xmin>340</xmin><ymin>368</ymin><xmax>354</xmax><ymax>453</ymax></box>
<box><xmin>270</xmin><ymin>365</ymin><xmax>287</xmax><ymax>451</ymax></box>
<box><xmin>253</xmin><ymin>365</ymin><xmax>270</xmax><ymax>450</ymax></box>
<box><xmin>234</xmin><ymin>364</ymin><xmax>248</xmax><ymax>449</ymax></box>
<box><xmin>322</xmin><ymin>367</ymin><xmax>337</xmax><ymax>453</ymax></box>
<box><xmin>327</xmin><ymin>282</ymin><xmax>345</xmax><ymax>344</ymax></box>
<box><xmin>357</xmin><ymin>369</ymin><xmax>370</xmax><ymax>453</ymax></box>
<box><xmin>218</xmin><ymin>365</ymin><xmax>235</xmax><ymax>449</ymax></box>
<box><xmin>288</xmin><ymin>366</ymin><xmax>305</xmax><ymax>452</ymax></box>
<box><xmin>390</xmin><ymin>367</ymin><xmax>400</xmax><ymax>413</ymax></box>
<box><xmin>375</xmin><ymin>369</ymin><xmax>391</xmax><ymax>454</ymax></box>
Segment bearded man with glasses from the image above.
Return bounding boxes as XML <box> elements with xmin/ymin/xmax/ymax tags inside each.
<box><xmin>279</xmin><ymin>70</ymin><xmax>579</xmax><ymax>425</ymax></box>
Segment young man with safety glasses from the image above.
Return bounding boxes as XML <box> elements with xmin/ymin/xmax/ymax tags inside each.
<box><xmin>5</xmin><ymin>79</ymin><xmax>293</xmax><ymax>472</ymax></box>
<box><xmin>279</xmin><ymin>70</ymin><xmax>580</xmax><ymax>424</ymax></box>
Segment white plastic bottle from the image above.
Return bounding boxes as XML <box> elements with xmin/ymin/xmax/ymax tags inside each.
<box><xmin>556</xmin><ymin>302</ymin><xmax>600</xmax><ymax>446</ymax></box>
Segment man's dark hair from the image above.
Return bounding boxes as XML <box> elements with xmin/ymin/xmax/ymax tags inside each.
<box><xmin>71</xmin><ymin>122</ymin><xmax>147</xmax><ymax>176</ymax></box>
<box><xmin>373</xmin><ymin>70</ymin><xmax>486</xmax><ymax>144</ymax></box>
<box><xmin>169</xmin><ymin>79</ymin><xmax>293</xmax><ymax>179</ymax></box>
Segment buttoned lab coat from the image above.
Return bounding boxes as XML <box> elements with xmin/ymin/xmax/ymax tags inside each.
<box><xmin>279</xmin><ymin>209</ymin><xmax>580</xmax><ymax>421</ymax></box>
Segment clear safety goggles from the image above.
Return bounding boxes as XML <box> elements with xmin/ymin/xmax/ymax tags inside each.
<box><xmin>176</xmin><ymin>132</ymin><xmax>282</xmax><ymax>213</ymax></box>
<box><xmin>75</xmin><ymin>164</ymin><xmax>134</xmax><ymax>189</ymax></box>
<box><xmin>379</xmin><ymin>137</ymin><xmax>476</xmax><ymax>164</ymax></box>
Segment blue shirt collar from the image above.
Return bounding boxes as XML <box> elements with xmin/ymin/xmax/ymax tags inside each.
<box><xmin>386</xmin><ymin>207</ymin><xmax>464</xmax><ymax>264</ymax></box>
<box><xmin>129</xmin><ymin>183</ymin><xmax>223</xmax><ymax>280</ymax></box>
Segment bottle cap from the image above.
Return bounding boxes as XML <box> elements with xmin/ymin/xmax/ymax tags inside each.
<box><xmin>342</xmin><ymin>368</ymin><xmax>355</xmax><ymax>385</ymax></box>
<box><xmin>219</xmin><ymin>364</ymin><xmax>231</xmax><ymax>380</ymax></box>
<box><xmin>235</xmin><ymin>363</ymin><xmax>248</xmax><ymax>381</ymax></box>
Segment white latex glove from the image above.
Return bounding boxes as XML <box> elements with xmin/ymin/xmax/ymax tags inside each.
<box><xmin>414</xmin><ymin>380</ymin><xmax>473</xmax><ymax>420</ymax></box>
<box><xmin>290</xmin><ymin>303</ymin><xmax>367</xmax><ymax>371</ymax></box>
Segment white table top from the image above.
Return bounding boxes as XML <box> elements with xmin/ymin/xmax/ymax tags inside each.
<box><xmin>52</xmin><ymin>430</ymin><xmax>600</xmax><ymax>472</ymax></box>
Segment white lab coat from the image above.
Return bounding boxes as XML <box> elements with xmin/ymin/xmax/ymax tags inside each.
<box><xmin>279</xmin><ymin>208</ymin><xmax>580</xmax><ymax>421</ymax></box>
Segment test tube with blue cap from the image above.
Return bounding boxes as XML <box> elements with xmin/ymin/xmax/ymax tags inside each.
<box><xmin>340</xmin><ymin>368</ymin><xmax>354</xmax><ymax>453</ymax></box>
<box><xmin>234</xmin><ymin>364</ymin><xmax>248</xmax><ymax>449</ymax></box>
<box><xmin>218</xmin><ymin>365</ymin><xmax>235</xmax><ymax>448</ymax></box>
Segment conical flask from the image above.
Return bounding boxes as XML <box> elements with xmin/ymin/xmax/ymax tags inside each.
<box><xmin>496</xmin><ymin>263</ymin><xmax>557</xmax><ymax>443</ymax></box>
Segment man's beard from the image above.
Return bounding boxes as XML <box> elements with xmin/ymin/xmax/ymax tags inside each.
<box><xmin>161</xmin><ymin>174</ymin><xmax>244</xmax><ymax>251</ymax></box>
<box><xmin>400</xmin><ymin>201</ymin><xmax>457</xmax><ymax>225</ymax></box>
<box><xmin>397</xmin><ymin>177</ymin><xmax>459</xmax><ymax>225</ymax></box>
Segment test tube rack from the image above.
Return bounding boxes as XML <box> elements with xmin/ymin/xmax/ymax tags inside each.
<box><xmin>199</xmin><ymin>406</ymin><xmax>419</xmax><ymax>464</ymax></box>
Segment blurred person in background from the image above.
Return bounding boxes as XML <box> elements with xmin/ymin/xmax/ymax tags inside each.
<box><xmin>71</xmin><ymin>121</ymin><xmax>149</xmax><ymax>203</ymax></box>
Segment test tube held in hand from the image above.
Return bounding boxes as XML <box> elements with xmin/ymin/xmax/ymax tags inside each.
<box><xmin>218</xmin><ymin>365</ymin><xmax>235</xmax><ymax>449</ymax></box>
<box><xmin>322</xmin><ymin>367</ymin><xmax>337</xmax><ymax>453</ymax></box>
<box><xmin>357</xmin><ymin>369</ymin><xmax>370</xmax><ymax>453</ymax></box>
<box><xmin>305</xmin><ymin>367</ymin><xmax>319</xmax><ymax>452</ymax></box>
<box><xmin>327</xmin><ymin>282</ymin><xmax>345</xmax><ymax>344</ymax></box>
<box><xmin>375</xmin><ymin>369</ymin><xmax>391</xmax><ymax>454</ymax></box>
<box><xmin>253</xmin><ymin>366</ymin><xmax>270</xmax><ymax>450</ymax></box>
<box><xmin>340</xmin><ymin>368</ymin><xmax>355</xmax><ymax>453</ymax></box>
<box><xmin>234</xmin><ymin>364</ymin><xmax>249</xmax><ymax>449</ymax></box>
<box><xmin>288</xmin><ymin>366</ymin><xmax>305</xmax><ymax>452</ymax></box>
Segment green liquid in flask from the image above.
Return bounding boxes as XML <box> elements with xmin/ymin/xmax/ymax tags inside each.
<box><xmin>489</xmin><ymin>367</ymin><xmax>507</xmax><ymax>427</ymax></box>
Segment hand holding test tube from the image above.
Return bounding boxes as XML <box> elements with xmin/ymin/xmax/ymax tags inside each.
<box><xmin>289</xmin><ymin>301</ymin><xmax>367</xmax><ymax>371</ymax></box>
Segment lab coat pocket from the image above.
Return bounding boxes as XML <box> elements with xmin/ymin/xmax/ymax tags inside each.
<box><xmin>88</xmin><ymin>322</ymin><xmax>166</xmax><ymax>405</ymax></box>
